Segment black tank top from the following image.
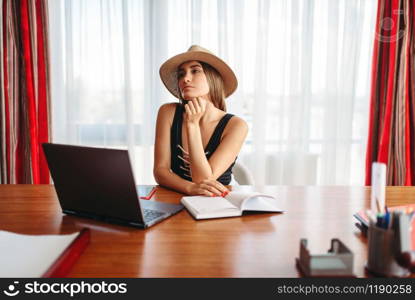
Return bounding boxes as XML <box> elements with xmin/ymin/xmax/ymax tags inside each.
<box><xmin>170</xmin><ymin>104</ymin><xmax>236</xmax><ymax>185</ymax></box>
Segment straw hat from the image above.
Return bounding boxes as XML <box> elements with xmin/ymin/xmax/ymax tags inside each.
<box><xmin>159</xmin><ymin>45</ymin><xmax>238</xmax><ymax>99</ymax></box>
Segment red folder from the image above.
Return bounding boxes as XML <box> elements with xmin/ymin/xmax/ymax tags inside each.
<box><xmin>42</xmin><ymin>228</ymin><xmax>91</xmax><ymax>278</ymax></box>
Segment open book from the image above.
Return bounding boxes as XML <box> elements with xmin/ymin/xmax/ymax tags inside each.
<box><xmin>181</xmin><ymin>191</ymin><xmax>284</xmax><ymax>220</ymax></box>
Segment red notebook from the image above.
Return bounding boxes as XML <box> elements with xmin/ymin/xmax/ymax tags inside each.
<box><xmin>42</xmin><ymin>228</ymin><xmax>91</xmax><ymax>278</ymax></box>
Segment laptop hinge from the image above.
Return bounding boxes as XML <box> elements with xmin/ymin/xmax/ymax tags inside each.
<box><xmin>63</xmin><ymin>209</ymin><xmax>145</xmax><ymax>228</ymax></box>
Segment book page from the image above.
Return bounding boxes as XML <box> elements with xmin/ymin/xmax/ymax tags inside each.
<box><xmin>241</xmin><ymin>196</ymin><xmax>283</xmax><ymax>212</ymax></box>
<box><xmin>225</xmin><ymin>192</ymin><xmax>283</xmax><ymax>212</ymax></box>
<box><xmin>181</xmin><ymin>196</ymin><xmax>238</xmax><ymax>214</ymax></box>
<box><xmin>0</xmin><ymin>231</ymin><xmax>80</xmax><ymax>277</ymax></box>
<box><xmin>224</xmin><ymin>192</ymin><xmax>253</xmax><ymax>209</ymax></box>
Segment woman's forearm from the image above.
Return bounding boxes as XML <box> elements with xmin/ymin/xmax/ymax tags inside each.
<box><xmin>186</xmin><ymin>122</ymin><xmax>213</xmax><ymax>182</ymax></box>
<box><xmin>154</xmin><ymin>168</ymin><xmax>195</xmax><ymax>194</ymax></box>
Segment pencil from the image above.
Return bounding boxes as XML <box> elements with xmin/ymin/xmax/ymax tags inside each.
<box><xmin>375</xmin><ymin>197</ymin><xmax>382</xmax><ymax>213</ymax></box>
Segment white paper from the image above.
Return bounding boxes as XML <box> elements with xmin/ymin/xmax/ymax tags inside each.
<box><xmin>181</xmin><ymin>196</ymin><xmax>238</xmax><ymax>214</ymax></box>
<box><xmin>225</xmin><ymin>192</ymin><xmax>284</xmax><ymax>212</ymax></box>
<box><xmin>224</xmin><ymin>192</ymin><xmax>251</xmax><ymax>208</ymax></box>
<box><xmin>371</xmin><ymin>162</ymin><xmax>386</xmax><ymax>213</ymax></box>
<box><xmin>241</xmin><ymin>196</ymin><xmax>284</xmax><ymax>212</ymax></box>
<box><xmin>0</xmin><ymin>231</ymin><xmax>79</xmax><ymax>277</ymax></box>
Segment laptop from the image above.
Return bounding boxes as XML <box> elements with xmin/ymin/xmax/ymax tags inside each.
<box><xmin>42</xmin><ymin>143</ymin><xmax>184</xmax><ymax>228</ymax></box>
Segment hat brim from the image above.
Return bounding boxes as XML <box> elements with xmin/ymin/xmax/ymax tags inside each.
<box><xmin>159</xmin><ymin>51</ymin><xmax>237</xmax><ymax>99</ymax></box>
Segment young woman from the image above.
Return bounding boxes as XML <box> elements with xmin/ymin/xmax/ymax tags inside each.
<box><xmin>154</xmin><ymin>45</ymin><xmax>248</xmax><ymax>196</ymax></box>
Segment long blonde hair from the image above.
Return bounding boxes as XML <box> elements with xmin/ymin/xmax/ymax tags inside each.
<box><xmin>178</xmin><ymin>61</ymin><xmax>227</xmax><ymax>111</ymax></box>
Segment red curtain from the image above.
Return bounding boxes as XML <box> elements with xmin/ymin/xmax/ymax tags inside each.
<box><xmin>366</xmin><ymin>0</ymin><xmax>415</xmax><ymax>185</ymax></box>
<box><xmin>1</xmin><ymin>0</ymin><xmax>51</xmax><ymax>184</ymax></box>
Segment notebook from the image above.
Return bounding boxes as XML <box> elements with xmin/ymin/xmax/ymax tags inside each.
<box><xmin>181</xmin><ymin>191</ymin><xmax>285</xmax><ymax>220</ymax></box>
<box><xmin>0</xmin><ymin>229</ymin><xmax>90</xmax><ymax>278</ymax></box>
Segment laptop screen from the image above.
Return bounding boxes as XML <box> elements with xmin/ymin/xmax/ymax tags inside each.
<box><xmin>42</xmin><ymin>143</ymin><xmax>144</xmax><ymax>224</ymax></box>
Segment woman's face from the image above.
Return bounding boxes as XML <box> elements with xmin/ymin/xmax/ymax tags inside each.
<box><xmin>177</xmin><ymin>61</ymin><xmax>210</xmax><ymax>100</ymax></box>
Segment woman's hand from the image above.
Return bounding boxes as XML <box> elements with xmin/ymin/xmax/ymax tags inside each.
<box><xmin>187</xmin><ymin>179</ymin><xmax>229</xmax><ymax>197</ymax></box>
<box><xmin>184</xmin><ymin>97</ymin><xmax>208</xmax><ymax>125</ymax></box>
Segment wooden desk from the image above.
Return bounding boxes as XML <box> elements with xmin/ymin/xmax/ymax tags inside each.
<box><xmin>1</xmin><ymin>185</ymin><xmax>414</xmax><ymax>277</ymax></box>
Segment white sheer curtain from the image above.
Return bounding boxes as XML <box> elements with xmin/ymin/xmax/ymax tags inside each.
<box><xmin>48</xmin><ymin>0</ymin><xmax>377</xmax><ymax>185</ymax></box>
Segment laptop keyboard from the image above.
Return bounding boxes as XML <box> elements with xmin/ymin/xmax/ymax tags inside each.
<box><xmin>143</xmin><ymin>209</ymin><xmax>165</xmax><ymax>222</ymax></box>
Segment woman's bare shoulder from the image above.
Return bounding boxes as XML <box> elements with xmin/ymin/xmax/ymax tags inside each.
<box><xmin>157</xmin><ymin>102</ymin><xmax>178</xmax><ymax>121</ymax></box>
<box><xmin>224</xmin><ymin>115</ymin><xmax>248</xmax><ymax>135</ymax></box>
<box><xmin>228</xmin><ymin>115</ymin><xmax>248</xmax><ymax>129</ymax></box>
<box><xmin>158</xmin><ymin>102</ymin><xmax>178</xmax><ymax>113</ymax></box>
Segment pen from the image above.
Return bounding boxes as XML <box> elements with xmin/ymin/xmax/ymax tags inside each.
<box><xmin>384</xmin><ymin>212</ymin><xmax>390</xmax><ymax>229</ymax></box>
<box><xmin>387</xmin><ymin>212</ymin><xmax>393</xmax><ymax>230</ymax></box>
<box><xmin>376</xmin><ymin>214</ymin><xmax>383</xmax><ymax>228</ymax></box>
<box><xmin>375</xmin><ymin>213</ymin><xmax>390</xmax><ymax>229</ymax></box>
<box><xmin>375</xmin><ymin>197</ymin><xmax>382</xmax><ymax>214</ymax></box>
<box><xmin>139</xmin><ymin>187</ymin><xmax>156</xmax><ymax>200</ymax></box>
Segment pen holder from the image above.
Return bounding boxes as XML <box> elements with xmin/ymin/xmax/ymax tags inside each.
<box><xmin>366</xmin><ymin>224</ymin><xmax>410</xmax><ymax>277</ymax></box>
